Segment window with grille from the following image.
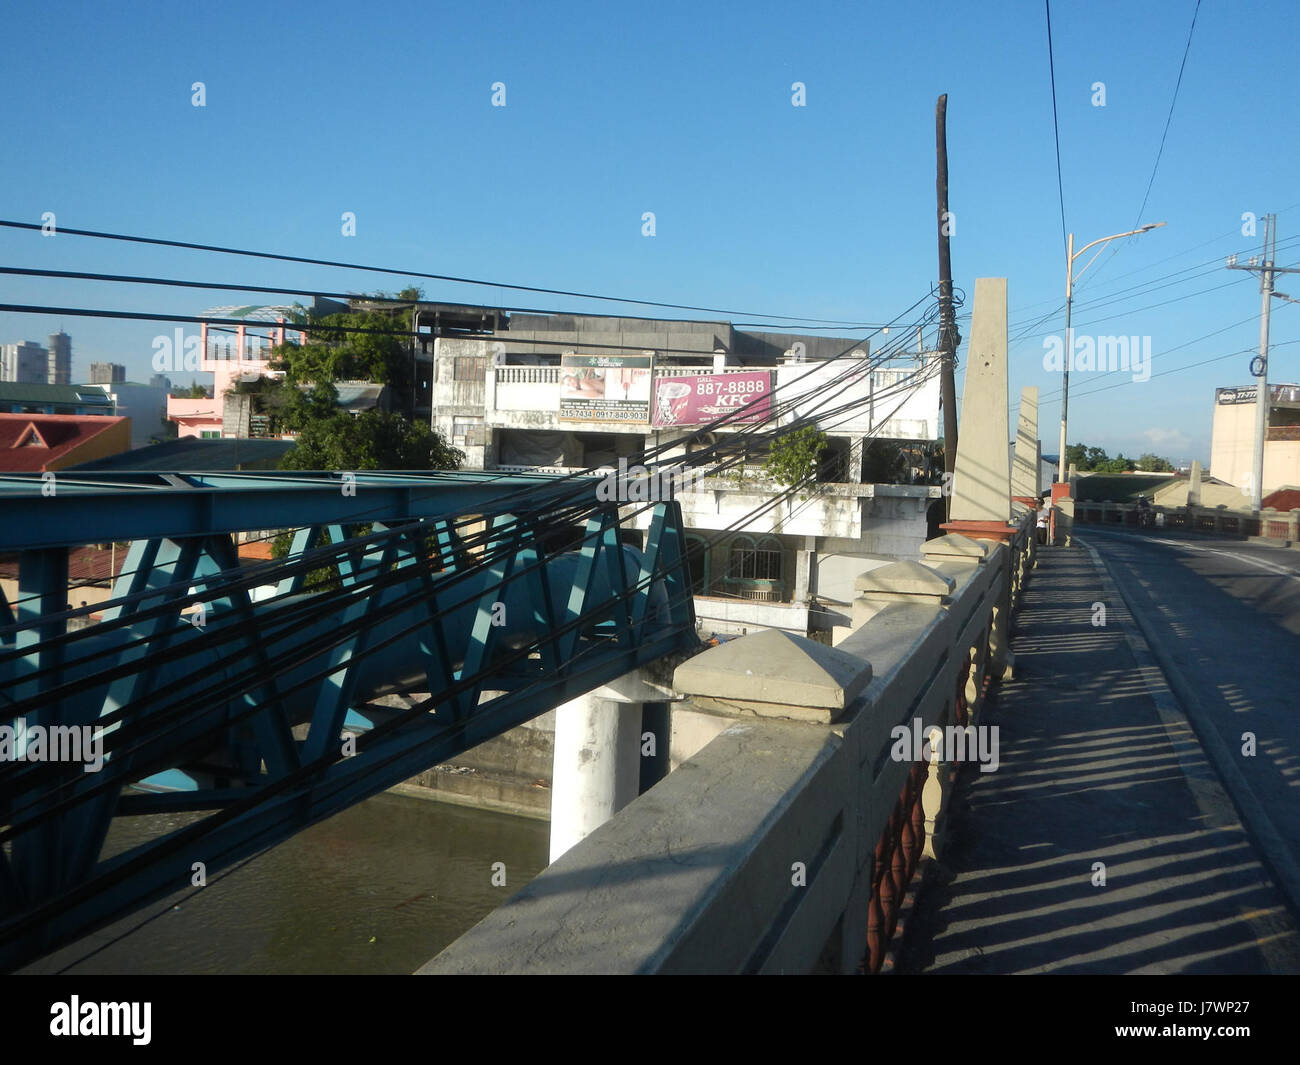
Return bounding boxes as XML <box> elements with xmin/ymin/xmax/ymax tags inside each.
<box><xmin>454</xmin><ymin>356</ymin><xmax>487</xmax><ymax>382</ymax></box>
<box><xmin>727</xmin><ymin>536</ymin><xmax>783</xmax><ymax>581</ymax></box>
<box><xmin>452</xmin><ymin>417</ymin><xmax>481</xmax><ymax>446</ymax></box>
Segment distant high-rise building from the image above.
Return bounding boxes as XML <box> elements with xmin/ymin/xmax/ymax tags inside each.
<box><xmin>48</xmin><ymin>331</ymin><xmax>72</xmax><ymax>385</ymax></box>
<box><xmin>1</xmin><ymin>341</ymin><xmax>49</xmax><ymax>384</ymax></box>
<box><xmin>149</xmin><ymin>373</ymin><xmax>172</xmax><ymax>391</ymax></box>
<box><xmin>90</xmin><ymin>361</ymin><xmax>127</xmax><ymax>384</ymax></box>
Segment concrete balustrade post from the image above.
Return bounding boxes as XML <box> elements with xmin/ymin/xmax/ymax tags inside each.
<box><xmin>921</xmin><ymin>725</ymin><xmax>948</xmax><ymax>861</ymax></box>
<box><xmin>1291</xmin><ymin>508</ymin><xmax>1300</xmax><ymax>542</ymax></box>
<box><xmin>965</xmin><ymin>631</ymin><xmax>990</xmax><ymax>720</ymax></box>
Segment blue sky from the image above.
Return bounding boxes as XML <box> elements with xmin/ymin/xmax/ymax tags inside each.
<box><xmin>1</xmin><ymin>0</ymin><xmax>1296</xmax><ymax>466</ymax></box>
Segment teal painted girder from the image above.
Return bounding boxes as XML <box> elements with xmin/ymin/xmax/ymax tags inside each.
<box><xmin>0</xmin><ymin>492</ymin><xmax>696</xmax><ymax>971</ymax></box>
<box><xmin>0</xmin><ymin>469</ymin><xmax>603</xmax><ymax>551</ymax></box>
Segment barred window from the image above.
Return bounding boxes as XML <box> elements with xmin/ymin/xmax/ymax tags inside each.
<box><xmin>454</xmin><ymin>356</ymin><xmax>487</xmax><ymax>382</ymax></box>
<box><xmin>452</xmin><ymin>417</ymin><xmax>481</xmax><ymax>446</ymax></box>
<box><xmin>728</xmin><ymin>536</ymin><xmax>783</xmax><ymax>581</ymax></box>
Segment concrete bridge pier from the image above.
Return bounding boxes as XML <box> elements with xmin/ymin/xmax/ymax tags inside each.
<box><xmin>549</xmin><ymin>670</ymin><xmax>676</xmax><ymax>864</ymax></box>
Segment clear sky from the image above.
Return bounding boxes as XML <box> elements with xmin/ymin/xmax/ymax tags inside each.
<box><xmin>1</xmin><ymin>0</ymin><xmax>1296</xmax><ymax>466</ymax></box>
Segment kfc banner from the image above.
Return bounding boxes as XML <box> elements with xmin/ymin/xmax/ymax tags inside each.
<box><xmin>652</xmin><ymin>371</ymin><xmax>772</xmax><ymax>427</ymax></box>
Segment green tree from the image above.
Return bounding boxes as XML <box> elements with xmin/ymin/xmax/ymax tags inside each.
<box><xmin>279</xmin><ymin>409</ymin><xmax>463</xmax><ymax>472</ymax></box>
<box><xmin>765</xmin><ymin>426</ymin><xmax>829</xmax><ymax>486</ymax></box>
<box><xmin>273</xmin><ymin>306</ymin><xmax>410</xmax><ymax>386</ymax></box>
<box><xmin>1135</xmin><ymin>452</ymin><xmax>1173</xmax><ymax>472</ymax></box>
<box><xmin>1064</xmin><ymin>442</ymin><xmax>1092</xmax><ymax>470</ymax></box>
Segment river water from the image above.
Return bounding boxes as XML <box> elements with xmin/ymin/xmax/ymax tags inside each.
<box><xmin>21</xmin><ymin>793</ymin><xmax>549</xmax><ymax>975</ymax></box>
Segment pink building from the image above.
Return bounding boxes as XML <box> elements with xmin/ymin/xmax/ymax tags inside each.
<box><xmin>167</xmin><ymin>396</ymin><xmax>222</xmax><ymax>439</ymax></box>
<box><xmin>167</xmin><ymin>305</ymin><xmax>308</xmax><ymax>439</ymax></box>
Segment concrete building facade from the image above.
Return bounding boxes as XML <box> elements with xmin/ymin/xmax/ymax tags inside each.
<box><xmin>89</xmin><ymin>381</ymin><xmax>170</xmax><ymax>448</ymax></box>
<box><xmin>89</xmin><ymin>362</ymin><xmax>127</xmax><ymax>384</ymax></box>
<box><xmin>426</xmin><ymin>308</ymin><xmax>944</xmax><ymax>640</ymax></box>
<box><xmin>1210</xmin><ymin>382</ymin><xmax>1300</xmax><ymax>492</ymax></box>
<box><xmin>1</xmin><ymin>341</ymin><xmax>49</xmax><ymax>384</ymax></box>
<box><xmin>47</xmin><ymin>331</ymin><xmax>72</xmax><ymax>385</ymax></box>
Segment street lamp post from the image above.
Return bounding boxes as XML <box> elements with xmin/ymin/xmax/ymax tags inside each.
<box><xmin>1057</xmin><ymin>222</ymin><xmax>1166</xmax><ymax>482</ymax></box>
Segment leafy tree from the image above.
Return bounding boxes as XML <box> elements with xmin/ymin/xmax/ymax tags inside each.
<box><xmin>1064</xmin><ymin>442</ymin><xmax>1171</xmax><ymax>474</ymax></box>
<box><xmin>1064</xmin><ymin>442</ymin><xmax>1091</xmax><ymax>470</ymax></box>
<box><xmin>765</xmin><ymin>426</ymin><xmax>829</xmax><ymax>486</ymax></box>
<box><xmin>279</xmin><ymin>409</ymin><xmax>463</xmax><ymax>472</ymax></box>
<box><xmin>271</xmin><ymin>304</ymin><xmax>410</xmax><ymax>387</ymax></box>
<box><xmin>1135</xmin><ymin>452</ymin><xmax>1174</xmax><ymax>472</ymax></box>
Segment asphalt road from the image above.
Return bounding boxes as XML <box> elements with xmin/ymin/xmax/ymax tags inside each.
<box><xmin>1078</xmin><ymin>527</ymin><xmax>1300</xmax><ymax>867</ymax></box>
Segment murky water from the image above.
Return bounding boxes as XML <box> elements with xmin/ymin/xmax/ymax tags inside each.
<box><xmin>21</xmin><ymin>793</ymin><xmax>549</xmax><ymax>975</ymax></box>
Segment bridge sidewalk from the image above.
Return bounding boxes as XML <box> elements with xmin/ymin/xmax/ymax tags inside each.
<box><xmin>899</xmin><ymin>546</ymin><xmax>1300</xmax><ymax>974</ymax></box>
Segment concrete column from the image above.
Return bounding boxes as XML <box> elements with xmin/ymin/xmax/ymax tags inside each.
<box><xmin>549</xmin><ymin>689</ymin><xmax>644</xmax><ymax>863</ymax></box>
<box><xmin>847</xmin><ymin>436</ymin><xmax>864</xmax><ymax>484</ymax></box>
<box><xmin>1011</xmin><ymin>386</ymin><xmax>1039</xmax><ymax>499</ymax></box>
<box><xmin>948</xmin><ymin>278</ymin><xmax>1010</xmax><ymax>526</ymax></box>
<box><xmin>793</xmin><ymin>536</ymin><xmax>815</xmax><ymax>603</ymax></box>
<box><xmin>1188</xmin><ymin>460</ymin><xmax>1203</xmax><ymax>506</ymax></box>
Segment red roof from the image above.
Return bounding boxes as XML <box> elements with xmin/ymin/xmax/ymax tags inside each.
<box><xmin>0</xmin><ymin>544</ymin><xmax>126</xmax><ymax>584</ymax></box>
<box><xmin>0</xmin><ymin>414</ymin><xmax>127</xmax><ymax>472</ymax></box>
<box><xmin>1262</xmin><ymin>487</ymin><xmax>1300</xmax><ymax>512</ymax></box>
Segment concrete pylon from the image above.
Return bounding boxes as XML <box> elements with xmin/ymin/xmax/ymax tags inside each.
<box><xmin>1011</xmin><ymin>386</ymin><xmax>1040</xmax><ymax>502</ymax></box>
<box><xmin>1189</xmin><ymin>460</ymin><xmax>1203</xmax><ymax>506</ymax></box>
<box><xmin>943</xmin><ymin>278</ymin><xmax>1015</xmax><ymax>542</ymax></box>
<box><xmin>549</xmin><ymin>690</ymin><xmax>644</xmax><ymax>864</ymax></box>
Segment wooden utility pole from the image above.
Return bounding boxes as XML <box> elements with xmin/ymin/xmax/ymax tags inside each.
<box><xmin>935</xmin><ymin>94</ymin><xmax>961</xmax><ymax>517</ymax></box>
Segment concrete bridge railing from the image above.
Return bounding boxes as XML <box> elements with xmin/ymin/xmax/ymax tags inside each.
<box><xmin>421</xmin><ymin>508</ymin><xmax>1035</xmax><ymax>974</ymax></box>
<box><xmin>1074</xmin><ymin>501</ymin><xmax>1292</xmax><ymax>539</ymax></box>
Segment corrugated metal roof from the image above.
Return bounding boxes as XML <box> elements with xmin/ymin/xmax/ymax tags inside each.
<box><xmin>70</xmin><ymin>437</ymin><xmax>295</xmax><ymax>472</ymax></box>
<box><xmin>199</xmin><ymin>305</ymin><xmax>297</xmax><ymax>323</ymax></box>
<box><xmin>0</xmin><ymin>382</ymin><xmax>115</xmax><ymax>405</ymax></box>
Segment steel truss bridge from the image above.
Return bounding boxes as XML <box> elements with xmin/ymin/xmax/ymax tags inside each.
<box><xmin>0</xmin><ymin>469</ymin><xmax>698</xmax><ymax>971</ymax></box>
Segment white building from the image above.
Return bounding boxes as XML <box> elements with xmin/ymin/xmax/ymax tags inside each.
<box><xmin>427</xmin><ymin>310</ymin><xmax>943</xmax><ymax>640</ymax></box>
<box><xmin>1</xmin><ymin>341</ymin><xmax>49</xmax><ymax>384</ymax></box>
<box><xmin>89</xmin><ymin>381</ymin><xmax>170</xmax><ymax>448</ymax></box>
<box><xmin>1209</xmin><ymin>383</ymin><xmax>1300</xmax><ymax>491</ymax></box>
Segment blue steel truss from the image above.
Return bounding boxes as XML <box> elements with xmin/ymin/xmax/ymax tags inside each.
<box><xmin>0</xmin><ymin>469</ymin><xmax>697</xmax><ymax>970</ymax></box>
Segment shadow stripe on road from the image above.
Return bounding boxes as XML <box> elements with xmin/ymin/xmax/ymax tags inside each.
<box><xmin>1079</xmin><ymin>534</ymin><xmax>1300</xmax><ymax>936</ymax></box>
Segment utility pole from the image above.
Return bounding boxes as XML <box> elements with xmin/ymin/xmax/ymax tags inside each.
<box><xmin>1226</xmin><ymin>214</ymin><xmax>1300</xmax><ymax>512</ymax></box>
<box><xmin>935</xmin><ymin>95</ymin><xmax>960</xmax><ymax>517</ymax></box>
